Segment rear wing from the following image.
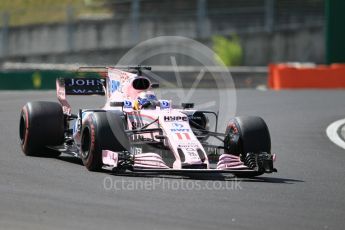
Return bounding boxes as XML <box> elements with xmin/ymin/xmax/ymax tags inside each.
<box><xmin>56</xmin><ymin>66</ymin><xmax>152</xmax><ymax>115</ymax></box>
<box><xmin>58</xmin><ymin>78</ymin><xmax>105</xmax><ymax>95</ymax></box>
<box><xmin>56</xmin><ymin>78</ymin><xmax>106</xmax><ymax>115</ymax></box>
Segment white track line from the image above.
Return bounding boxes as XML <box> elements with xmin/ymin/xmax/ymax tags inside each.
<box><xmin>326</xmin><ymin>118</ymin><xmax>345</xmax><ymax>150</ymax></box>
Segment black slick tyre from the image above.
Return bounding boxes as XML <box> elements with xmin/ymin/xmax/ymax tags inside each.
<box><xmin>80</xmin><ymin>111</ymin><xmax>129</xmax><ymax>171</ymax></box>
<box><xmin>19</xmin><ymin>101</ymin><xmax>64</xmax><ymax>157</ymax></box>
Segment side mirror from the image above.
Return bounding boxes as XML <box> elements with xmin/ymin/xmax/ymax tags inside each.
<box><xmin>151</xmin><ymin>83</ymin><xmax>160</xmax><ymax>88</ymax></box>
<box><xmin>110</xmin><ymin>101</ymin><xmax>124</xmax><ymax>107</ymax></box>
<box><xmin>181</xmin><ymin>103</ymin><xmax>194</xmax><ymax>109</ymax></box>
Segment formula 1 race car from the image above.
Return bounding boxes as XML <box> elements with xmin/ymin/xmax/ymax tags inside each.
<box><xmin>19</xmin><ymin>66</ymin><xmax>276</xmax><ymax>177</ymax></box>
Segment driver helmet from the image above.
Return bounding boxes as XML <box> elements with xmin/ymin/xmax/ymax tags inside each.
<box><xmin>136</xmin><ymin>91</ymin><xmax>158</xmax><ymax>109</ymax></box>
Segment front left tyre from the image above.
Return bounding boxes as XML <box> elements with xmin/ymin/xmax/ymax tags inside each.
<box><xmin>19</xmin><ymin>101</ymin><xmax>64</xmax><ymax>157</ymax></box>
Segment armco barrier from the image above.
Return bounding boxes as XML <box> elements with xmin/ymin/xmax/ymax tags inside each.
<box><xmin>0</xmin><ymin>67</ymin><xmax>268</xmax><ymax>90</ymax></box>
<box><xmin>269</xmin><ymin>64</ymin><xmax>345</xmax><ymax>89</ymax></box>
<box><xmin>0</xmin><ymin>71</ymin><xmax>100</xmax><ymax>90</ymax></box>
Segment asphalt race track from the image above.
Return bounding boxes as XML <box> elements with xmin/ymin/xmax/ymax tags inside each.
<box><xmin>1</xmin><ymin>89</ymin><xmax>345</xmax><ymax>230</ymax></box>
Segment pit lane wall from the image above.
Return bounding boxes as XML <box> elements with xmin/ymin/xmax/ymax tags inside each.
<box><xmin>269</xmin><ymin>63</ymin><xmax>345</xmax><ymax>89</ymax></box>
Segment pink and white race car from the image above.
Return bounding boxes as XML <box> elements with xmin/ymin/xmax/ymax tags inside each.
<box><xmin>19</xmin><ymin>66</ymin><xmax>276</xmax><ymax>177</ymax></box>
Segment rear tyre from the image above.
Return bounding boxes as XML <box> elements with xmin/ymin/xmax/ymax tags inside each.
<box><xmin>224</xmin><ymin>116</ymin><xmax>271</xmax><ymax>177</ymax></box>
<box><xmin>80</xmin><ymin>111</ymin><xmax>129</xmax><ymax>171</ymax></box>
<box><xmin>19</xmin><ymin>101</ymin><xmax>64</xmax><ymax>157</ymax></box>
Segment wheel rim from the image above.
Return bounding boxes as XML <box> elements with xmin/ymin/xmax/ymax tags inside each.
<box><xmin>81</xmin><ymin>128</ymin><xmax>91</xmax><ymax>159</ymax></box>
<box><xmin>19</xmin><ymin>114</ymin><xmax>26</xmax><ymax>145</ymax></box>
<box><xmin>224</xmin><ymin>121</ymin><xmax>241</xmax><ymax>156</ymax></box>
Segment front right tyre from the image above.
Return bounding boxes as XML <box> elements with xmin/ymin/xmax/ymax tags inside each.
<box><xmin>80</xmin><ymin>111</ymin><xmax>129</xmax><ymax>171</ymax></box>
